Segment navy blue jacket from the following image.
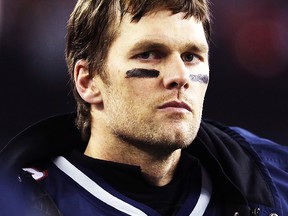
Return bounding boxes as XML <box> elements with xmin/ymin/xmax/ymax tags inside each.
<box><xmin>0</xmin><ymin>113</ymin><xmax>287</xmax><ymax>216</ymax></box>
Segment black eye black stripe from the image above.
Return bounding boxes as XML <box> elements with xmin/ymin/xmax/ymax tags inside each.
<box><xmin>189</xmin><ymin>74</ymin><xmax>209</xmax><ymax>84</ymax></box>
<box><xmin>125</xmin><ymin>68</ymin><xmax>160</xmax><ymax>78</ymax></box>
<box><xmin>125</xmin><ymin>68</ymin><xmax>209</xmax><ymax>84</ymax></box>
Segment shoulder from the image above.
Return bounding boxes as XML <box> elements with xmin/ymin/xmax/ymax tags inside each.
<box><xmin>230</xmin><ymin>126</ymin><xmax>288</xmax><ymax>168</ymax></box>
<box><xmin>230</xmin><ymin>126</ymin><xmax>288</xmax><ymax>214</ymax></box>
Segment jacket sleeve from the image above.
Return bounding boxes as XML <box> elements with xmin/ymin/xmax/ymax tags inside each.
<box><xmin>231</xmin><ymin>127</ymin><xmax>288</xmax><ymax>215</ymax></box>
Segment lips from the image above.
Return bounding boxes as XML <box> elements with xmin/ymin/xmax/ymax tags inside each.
<box><xmin>158</xmin><ymin>101</ymin><xmax>192</xmax><ymax>112</ymax></box>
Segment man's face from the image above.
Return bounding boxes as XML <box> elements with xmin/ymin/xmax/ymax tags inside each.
<box><xmin>97</xmin><ymin>10</ymin><xmax>209</xmax><ymax>152</ymax></box>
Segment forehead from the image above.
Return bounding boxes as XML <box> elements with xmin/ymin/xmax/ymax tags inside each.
<box><xmin>113</xmin><ymin>10</ymin><xmax>208</xmax><ymax>51</ymax></box>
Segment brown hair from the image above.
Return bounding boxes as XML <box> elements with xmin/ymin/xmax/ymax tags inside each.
<box><xmin>66</xmin><ymin>0</ymin><xmax>211</xmax><ymax>141</ymax></box>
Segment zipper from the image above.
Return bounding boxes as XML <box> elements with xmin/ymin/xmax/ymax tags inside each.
<box><xmin>250</xmin><ymin>208</ymin><xmax>260</xmax><ymax>216</ymax></box>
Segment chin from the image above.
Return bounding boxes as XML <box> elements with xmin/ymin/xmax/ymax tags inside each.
<box><xmin>151</xmin><ymin>130</ymin><xmax>196</xmax><ymax>152</ymax></box>
<box><xmin>168</xmin><ymin>136</ymin><xmax>195</xmax><ymax>150</ymax></box>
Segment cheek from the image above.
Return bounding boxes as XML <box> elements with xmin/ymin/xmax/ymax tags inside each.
<box><xmin>125</xmin><ymin>80</ymin><xmax>157</xmax><ymax>97</ymax></box>
<box><xmin>198</xmin><ymin>86</ymin><xmax>208</xmax><ymax>108</ymax></box>
<box><xmin>189</xmin><ymin>84</ymin><xmax>208</xmax><ymax>106</ymax></box>
<box><xmin>198</xmin><ymin>85</ymin><xmax>208</xmax><ymax>101</ymax></box>
<box><xmin>201</xmin><ymin>84</ymin><xmax>209</xmax><ymax>95</ymax></box>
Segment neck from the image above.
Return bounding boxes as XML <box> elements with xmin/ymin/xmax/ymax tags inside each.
<box><xmin>139</xmin><ymin>149</ymin><xmax>181</xmax><ymax>186</ymax></box>
<box><xmin>84</xmin><ymin>133</ymin><xmax>181</xmax><ymax>186</ymax></box>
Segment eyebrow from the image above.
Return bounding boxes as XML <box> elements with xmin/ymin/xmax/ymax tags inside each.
<box><xmin>128</xmin><ymin>40</ymin><xmax>170</xmax><ymax>55</ymax></box>
<box><xmin>183</xmin><ymin>43</ymin><xmax>209</xmax><ymax>54</ymax></box>
<box><xmin>128</xmin><ymin>39</ymin><xmax>209</xmax><ymax>55</ymax></box>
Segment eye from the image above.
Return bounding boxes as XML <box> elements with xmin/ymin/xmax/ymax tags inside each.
<box><xmin>137</xmin><ymin>52</ymin><xmax>151</xmax><ymax>59</ymax></box>
<box><xmin>135</xmin><ymin>51</ymin><xmax>160</xmax><ymax>61</ymax></box>
<box><xmin>181</xmin><ymin>53</ymin><xmax>201</xmax><ymax>64</ymax></box>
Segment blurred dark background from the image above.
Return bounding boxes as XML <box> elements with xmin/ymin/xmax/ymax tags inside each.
<box><xmin>0</xmin><ymin>0</ymin><xmax>287</xmax><ymax>148</ymax></box>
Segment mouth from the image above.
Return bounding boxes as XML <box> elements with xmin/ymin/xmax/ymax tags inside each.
<box><xmin>158</xmin><ymin>101</ymin><xmax>192</xmax><ymax>112</ymax></box>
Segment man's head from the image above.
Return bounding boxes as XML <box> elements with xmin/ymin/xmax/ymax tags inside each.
<box><xmin>66</xmin><ymin>0</ymin><xmax>211</xmax><ymax>142</ymax></box>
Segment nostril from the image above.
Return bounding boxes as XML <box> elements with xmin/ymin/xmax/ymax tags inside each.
<box><xmin>167</xmin><ymin>81</ymin><xmax>189</xmax><ymax>89</ymax></box>
<box><xmin>183</xmin><ymin>82</ymin><xmax>189</xmax><ymax>89</ymax></box>
<box><xmin>169</xmin><ymin>82</ymin><xmax>178</xmax><ymax>89</ymax></box>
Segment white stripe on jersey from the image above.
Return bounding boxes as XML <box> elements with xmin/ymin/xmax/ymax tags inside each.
<box><xmin>189</xmin><ymin>166</ymin><xmax>212</xmax><ymax>216</ymax></box>
<box><xmin>53</xmin><ymin>156</ymin><xmax>212</xmax><ymax>216</ymax></box>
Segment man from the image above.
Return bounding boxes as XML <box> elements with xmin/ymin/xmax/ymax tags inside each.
<box><xmin>0</xmin><ymin>0</ymin><xmax>287</xmax><ymax>215</ymax></box>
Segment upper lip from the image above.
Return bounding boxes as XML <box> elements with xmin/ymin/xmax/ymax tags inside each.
<box><xmin>158</xmin><ymin>100</ymin><xmax>192</xmax><ymax>112</ymax></box>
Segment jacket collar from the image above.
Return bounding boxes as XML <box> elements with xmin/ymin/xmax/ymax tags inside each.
<box><xmin>0</xmin><ymin>113</ymin><xmax>276</xmax><ymax>214</ymax></box>
<box><xmin>188</xmin><ymin>120</ymin><xmax>274</xmax><ymax>208</ymax></box>
<box><xmin>0</xmin><ymin>113</ymin><xmax>86</xmax><ymax>172</ymax></box>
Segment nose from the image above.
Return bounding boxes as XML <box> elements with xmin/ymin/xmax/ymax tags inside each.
<box><xmin>163</xmin><ymin>56</ymin><xmax>190</xmax><ymax>90</ymax></box>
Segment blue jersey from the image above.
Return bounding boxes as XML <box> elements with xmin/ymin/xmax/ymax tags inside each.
<box><xmin>39</xmin><ymin>151</ymin><xmax>222</xmax><ymax>216</ymax></box>
<box><xmin>1</xmin><ymin>114</ymin><xmax>287</xmax><ymax>216</ymax></box>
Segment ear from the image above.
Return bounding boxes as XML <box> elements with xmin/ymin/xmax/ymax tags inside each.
<box><xmin>74</xmin><ymin>60</ymin><xmax>102</xmax><ymax>104</ymax></box>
